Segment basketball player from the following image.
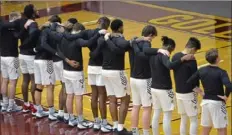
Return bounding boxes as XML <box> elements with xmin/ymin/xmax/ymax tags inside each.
<box><xmin>187</xmin><ymin>48</ymin><xmax>232</xmax><ymax>135</ymax></box>
<box><xmin>33</xmin><ymin>15</ymin><xmax>73</xmax><ymax>120</ymax></box>
<box><xmin>143</xmin><ymin>36</ymin><xmax>194</xmax><ymax>135</ymax></box>
<box><xmin>129</xmin><ymin>25</ymin><xmax>171</xmax><ymax>135</ymax></box>
<box><xmin>1</xmin><ymin>4</ymin><xmax>40</xmax><ymax>113</ymax></box>
<box><xmin>96</xmin><ymin>19</ymin><xmax>136</xmax><ymax>135</ymax></box>
<box><xmin>171</xmin><ymin>37</ymin><xmax>201</xmax><ymax>135</ymax></box>
<box><xmin>54</xmin><ymin>22</ymin><xmax>105</xmax><ymax>129</ymax></box>
<box><xmin>62</xmin><ymin>17</ymin><xmax>112</xmax><ymax>132</ymax></box>
<box><xmin>0</xmin><ymin>12</ymin><xmax>21</xmax><ymax>112</ymax></box>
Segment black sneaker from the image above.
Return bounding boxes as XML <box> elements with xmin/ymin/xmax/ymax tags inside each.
<box><xmin>117</xmin><ymin>128</ymin><xmax>132</xmax><ymax>135</ymax></box>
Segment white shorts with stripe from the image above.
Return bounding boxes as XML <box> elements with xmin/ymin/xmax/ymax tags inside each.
<box><xmin>34</xmin><ymin>60</ymin><xmax>55</xmax><ymax>85</ymax></box>
<box><xmin>63</xmin><ymin>70</ymin><xmax>86</xmax><ymax>95</ymax></box>
<box><xmin>102</xmin><ymin>70</ymin><xmax>130</xmax><ymax>98</ymax></box>
<box><xmin>130</xmin><ymin>78</ymin><xmax>152</xmax><ymax>107</ymax></box>
<box><xmin>176</xmin><ymin>92</ymin><xmax>199</xmax><ymax>116</ymax></box>
<box><xmin>19</xmin><ymin>54</ymin><xmax>35</xmax><ymax>74</ymax></box>
<box><xmin>88</xmin><ymin>66</ymin><xmax>104</xmax><ymax>86</ymax></box>
<box><xmin>151</xmin><ymin>88</ymin><xmax>175</xmax><ymax>111</ymax></box>
<box><xmin>53</xmin><ymin>61</ymin><xmax>64</xmax><ymax>82</ymax></box>
<box><xmin>1</xmin><ymin>57</ymin><xmax>20</xmax><ymax>80</ymax></box>
<box><xmin>201</xmin><ymin>100</ymin><xmax>228</xmax><ymax>129</ymax></box>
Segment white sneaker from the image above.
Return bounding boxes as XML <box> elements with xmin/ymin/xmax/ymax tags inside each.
<box><xmin>36</xmin><ymin>110</ymin><xmax>48</xmax><ymax>118</ymax></box>
<box><xmin>77</xmin><ymin>120</ymin><xmax>93</xmax><ymax>130</ymax></box>
<box><xmin>7</xmin><ymin>103</ymin><xmax>22</xmax><ymax>112</ymax></box>
<box><xmin>1</xmin><ymin>105</ymin><xmax>8</xmax><ymax>112</ymax></box>
<box><xmin>93</xmin><ymin>122</ymin><xmax>101</xmax><ymax>131</ymax></box>
<box><xmin>68</xmin><ymin>118</ymin><xmax>78</xmax><ymax>127</ymax></box>
<box><xmin>101</xmin><ymin>124</ymin><xmax>112</xmax><ymax>133</ymax></box>
<box><xmin>48</xmin><ymin>113</ymin><xmax>57</xmax><ymax>121</ymax></box>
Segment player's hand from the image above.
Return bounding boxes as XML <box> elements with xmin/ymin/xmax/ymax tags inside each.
<box><xmin>181</xmin><ymin>54</ymin><xmax>195</xmax><ymax>62</ymax></box>
<box><xmin>24</xmin><ymin>19</ymin><xmax>35</xmax><ymax>29</ymax></box>
<box><xmin>193</xmin><ymin>87</ymin><xmax>205</xmax><ymax>96</ymax></box>
<box><xmin>217</xmin><ymin>95</ymin><xmax>228</xmax><ymax>103</ymax></box>
<box><xmin>158</xmin><ymin>49</ymin><xmax>170</xmax><ymax>56</ymax></box>
<box><xmin>99</xmin><ymin>29</ymin><xmax>107</xmax><ymax>35</ymax></box>
<box><xmin>66</xmin><ymin>59</ymin><xmax>79</xmax><ymax>68</ymax></box>
<box><xmin>104</xmin><ymin>33</ymin><xmax>111</xmax><ymax>41</ymax></box>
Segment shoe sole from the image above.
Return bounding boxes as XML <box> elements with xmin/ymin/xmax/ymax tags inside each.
<box><xmin>22</xmin><ymin>110</ymin><xmax>30</xmax><ymax>113</ymax></box>
<box><xmin>48</xmin><ymin>118</ymin><xmax>57</xmax><ymax>121</ymax></box>
<box><xmin>93</xmin><ymin>128</ymin><xmax>100</xmax><ymax>132</ymax></box>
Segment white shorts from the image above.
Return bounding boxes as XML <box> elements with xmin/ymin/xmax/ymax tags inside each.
<box><xmin>1</xmin><ymin>57</ymin><xmax>20</xmax><ymax>80</ymax></box>
<box><xmin>53</xmin><ymin>61</ymin><xmax>63</xmax><ymax>81</ymax></box>
<box><xmin>19</xmin><ymin>54</ymin><xmax>35</xmax><ymax>74</ymax></box>
<box><xmin>201</xmin><ymin>100</ymin><xmax>228</xmax><ymax>129</ymax></box>
<box><xmin>151</xmin><ymin>88</ymin><xmax>175</xmax><ymax>111</ymax></box>
<box><xmin>63</xmin><ymin>70</ymin><xmax>86</xmax><ymax>95</ymax></box>
<box><xmin>34</xmin><ymin>60</ymin><xmax>55</xmax><ymax>85</ymax></box>
<box><xmin>102</xmin><ymin>70</ymin><xmax>130</xmax><ymax>98</ymax></box>
<box><xmin>88</xmin><ymin>66</ymin><xmax>104</xmax><ymax>86</ymax></box>
<box><xmin>130</xmin><ymin>78</ymin><xmax>152</xmax><ymax>107</ymax></box>
<box><xmin>176</xmin><ymin>92</ymin><xmax>199</xmax><ymax>116</ymax></box>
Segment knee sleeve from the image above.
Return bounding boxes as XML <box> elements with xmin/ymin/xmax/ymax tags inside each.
<box><xmin>35</xmin><ymin>88</ymin><xmax>43</xmax><ymax>92</ymax></box>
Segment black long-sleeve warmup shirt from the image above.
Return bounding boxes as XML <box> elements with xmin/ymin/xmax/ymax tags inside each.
<box><xmin>172</xmin><ymin>52</ymin><xmax>200</xmax><ymax>94</ymax></box>
<box><xmin>187</xmin><ymin>66</ymin><xmax>232</xmax><ymax>101</ymax></box>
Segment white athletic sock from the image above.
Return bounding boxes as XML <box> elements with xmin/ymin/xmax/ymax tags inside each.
<box><xmin>24</xmin><ymin>102</ymin><xmax>30</xmax><ymax>106</ymax></box>
<box><xmin>3</xmin><ymin>96</ymin><xmax>8</xmax><ymax>106</ymax></box>
<box><xmin>102</xmin><ymin>119</ymin><xmax>108</xmax><ymax>125</ymax></box>
<box><xmin>117</xmin><ymin>124</ymin><xmax>124</xmax><ymax>131</ymax></box>
<box><xmin>69</xmin><ymin>114</ymin><xmax>74</xmax><ymax>120</ymax></box>
<box><xmin>94</xmin><ymin>117</ymin><xmax>100</xmax><ymax>123</ymax></box>
<box><xmin>143</xmin><ymin>129</ymin><xmax>150</xmax><ymax>135</ymax></box>
<box><xmin>180</xmin><ymin>114</ymin><xmax>188</xmax><ymax>135</ymax></box>
<box><xmin>113</xmin><ymin>121</ymin><xmax>118</xmax><ymax>129</ymax></box>
<box><xmin>49</xmin><ymin>107</ymin><xmax>55</xmax><ymax>114</ymax></box>
<box><xmin>64</xmin><ymin>113</ymin><xmax>69</xmax><ymax>120</ymax></box>
<box><xmin>37</xmin><ymin>105</ymin><xmax>43</xmax><ymax>111</ymax></box>
<box><xmin>132</xmin><ymin>127</ymin><xmax>139</xmax><ymax>135</ymax></box>
<box><xmin>190</xmin><ymin>116</ymin><xmax>198</xmax><ymax>135</ymax></box>
<box><xmin>9</xmin><ymin>99</ymin><xmax>14</xmax><ymax>107</ymax></box>
<box><xmin>78</xmin><ymin>115</ymin><xmax>84</xmax><ymax>122</ymax></box>
<box><xmin>163</xmin><ymin>111</ymin><xmax>172</xmax><ymax>135</ymax></box>
<box><xmin>152</xmin><ymin>109</ymin><xmax>161</xmax><ymax>135</ymax></box>
<box><xmin>58</xmin><ymin>110</ymin><xmax>64</xmax><ymax>116</ymax></box>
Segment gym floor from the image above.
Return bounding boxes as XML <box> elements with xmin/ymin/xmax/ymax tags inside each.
<box><xmin>0</xmin><ymin>1</ymin><xmax>231</xmax><ymax>135</ymax></box>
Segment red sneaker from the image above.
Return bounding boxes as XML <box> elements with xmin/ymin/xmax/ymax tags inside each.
<box><xmin>22</xmin><ymin>104</ymin><xmax>30</xmax><ymax>113</ymax></box>
<box><xmin>30</xmin><ymin>104</ymin><xmax>37</xmax><ymax>116</ymax></box>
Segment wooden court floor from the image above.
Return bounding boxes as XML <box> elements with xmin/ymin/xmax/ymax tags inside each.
<box><xmin>1</xmin><ymin>1</ymin><xmax>231</xmax><ymax>134</ymax></box>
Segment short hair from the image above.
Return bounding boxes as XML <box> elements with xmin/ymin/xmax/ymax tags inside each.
<box><xmin>161</xmin><ymin>36</ymin><xmax>176</xmax><ymax>48</ymax></box>
<box><xmin>98</xmin><ymin>16</ymin><xmax>110</xmax><ymax>29</ymax></box>
<box><xmin>186</xmin><ymin>37</ymin><xmax>201</xmax><ymax>50</ymax></box>
<box><xmin>73</xmin><ymin>23</ymin><xmax>85</xmax><ymax>31</ymax></box>
<box><xmin>48</xmin><ymin>15</ymin><xmax>61</xmax><ymax>23</ymax></box>
<box><xmin>68</xmin><ymin>18</ymin><xmax>78</xmax><ymax>24</ymax></box>
<box><xmin>9</xmin><ymin>12</ymin><xmax>21</xmax><ymax>22</ymax></box>
<box><xmin>110</xmin><ymin>19</ymin><xmax>123</xmax><ymax>32</ymax></box>
<box><xmin>63</xmin><ymin>21</ymin><xmax>74</xmax><ymax>31</ymax></box>
<box><xmin>205</xmin><ymin>48</ymin><xmax>218</xmax><ymax>64</ymax></box>
<box><xmin>23</xmin><ymin>4</ymin><xmax>34</xmax><ymax>19</ymax></box>
<box><xmin>142</xmin><ymin>25</ymin><xmax>157</xmax><ymax>37</ymax></box>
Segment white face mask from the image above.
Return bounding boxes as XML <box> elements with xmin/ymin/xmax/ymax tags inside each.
<box><xmin>71</xmin><ymin>30</ymin><xmax>80</xmax><ymax>34</ymax></box>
